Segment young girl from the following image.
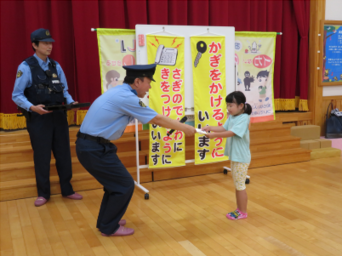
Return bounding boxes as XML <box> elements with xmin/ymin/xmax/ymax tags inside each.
<box><xmin>202</xmin><ymin>91</ymin><xmax>252</xmax><ymax>220</ymax></box>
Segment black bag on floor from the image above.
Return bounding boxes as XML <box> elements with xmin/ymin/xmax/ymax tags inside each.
<box><xmin>325</xmin><ymin>102</ymin><xmax>342</xmax><ymax>138</ymax></box>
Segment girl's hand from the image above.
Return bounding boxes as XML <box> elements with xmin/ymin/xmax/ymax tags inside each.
<box><xmin>202</xmin><ymin>126</ymin><xmax>211</xmax><ymax>132</ymax></box>
<box><xmin>205</xmin><ymin>132</ymin><xmax>216</xmax><ymax>139</ymax></box>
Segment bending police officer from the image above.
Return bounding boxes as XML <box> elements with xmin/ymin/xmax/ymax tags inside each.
<box><xmin>12</xmin><ymin>28</ymin><xmax>83</xmax><ymax>207</ymax></box>
<box><xmin>76</xmin><ymin>64</ymin><xmax>196</xmax><ymax>236</ymax></box>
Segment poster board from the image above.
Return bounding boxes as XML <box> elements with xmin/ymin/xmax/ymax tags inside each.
<box><xmin>96</xmin><ymin>29</ymin><xmax>142</xmax><ymax>133</ymax></box>
<box><xmin>135</xmin><ymin>25</ymin><xmax>235</xmax><ymax>116</ymax></box>
<box><xmin>320</xmin><ymin>20</ymin><xmax>342</xmax><ymax>86</ymax></box>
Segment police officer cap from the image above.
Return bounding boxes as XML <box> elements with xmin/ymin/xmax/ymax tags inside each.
<box><xmin>123</xmin><ymin>64</ymin><xmax>156</xmax><ymax>82</ymax></box>
<box><xmin>30</xmin><ymin>28</ymin><xmax>55</xmax><ymax>42</ymax></box>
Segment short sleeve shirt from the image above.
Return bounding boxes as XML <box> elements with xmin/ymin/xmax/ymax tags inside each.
<box><xmin>223</xmin><ymin>113</ymin><xmax>251</xmax><ymax>163</ymax></box>
<box><xmin>80</xmin><ymin>83</ymin><xmax>158</xmax><ymax>140</ymax></box>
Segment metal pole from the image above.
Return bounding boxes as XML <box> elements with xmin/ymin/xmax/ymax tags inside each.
<box><xmin>135</xmin><ymin>119</ymin><xmax>140</xmax><ymax>184</ymax></box>
<box><xmin>134</xmin><ymin>119</ymin><xmax>149</xmax><ymax>198</ymax></box>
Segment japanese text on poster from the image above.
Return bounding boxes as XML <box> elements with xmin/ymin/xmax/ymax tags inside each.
<box><xmin>191</xmin><ymin>36</ymin><xmax>228</xmax><ymax>165</ymax></box>
<box><xmin>147</xmin><ymin>35</ymin><xmax>186</xmax><ymax>169</ymax></box>
<box><xmin>322</xmin><ymin>25</ymin><xmax>342</xmax><ymax>83</ymax></box>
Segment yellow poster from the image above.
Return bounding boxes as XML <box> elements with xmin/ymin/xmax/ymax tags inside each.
<box><xmin>96</xmin><ymin>28</ymin><xmax>140</xmax><ymax>132</ymax></box>
<box><xmin>147</xmin><ymin>35</ymin><xmax>185</xmax><ymax>168</ymax></box>
<box><xmin>191</xmin><ymin>36</ymin><xmax>228</xmax><ymax>165</ymax></box>
<box><xmin>235</xmin><ymin>32</ymin><xmax>276</xmax><ymax>123</ymax></box>
<box><xmin>96</xmin><ymin>29</ymin><xmax>136</xmax><ymax>93</ymax></box>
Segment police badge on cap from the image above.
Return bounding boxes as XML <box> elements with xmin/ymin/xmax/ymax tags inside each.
<box><xmin>30</xmin><ymin>28</ymin><xmax>55</xmax><ymax>42</ymax></box>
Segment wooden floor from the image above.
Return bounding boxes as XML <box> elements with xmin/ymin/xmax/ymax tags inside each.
<box><xmin>1</xmin><ymin>156</ymin><xmax>342</xmax><ymax>256</ymax></box>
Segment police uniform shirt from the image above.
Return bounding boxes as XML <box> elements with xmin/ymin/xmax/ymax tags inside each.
<box><xmin>12</xmin><ymin>53</ymin><xmax>74</xmax><ymax>111</ymax></box>
<box><xmin>80</xmin><ymin>83</ymin><xmax>158</xmax><ymax>141</ymax></box>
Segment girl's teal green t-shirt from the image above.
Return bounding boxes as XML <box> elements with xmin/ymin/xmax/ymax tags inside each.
<box><xmin>223</xmin><ymin>113</ymin><xmax>251</xmax><ymax>163</ymax></box>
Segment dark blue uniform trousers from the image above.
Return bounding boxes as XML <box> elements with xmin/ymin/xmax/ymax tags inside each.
<box><xmin>26</xmin><ymin>110</ymin><xmax>74</xmax><ymax>199</ymax></box>
<box><xmin>75</xmin><ymin>137</ymin><xmax>135</xmax><ymax>235</ymax></box>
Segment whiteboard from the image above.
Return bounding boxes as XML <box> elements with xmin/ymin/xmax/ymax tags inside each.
<box><xmin>135</xmin><ymin>25</ymin><xmax>235</xmax><ymax>115</ymax></box>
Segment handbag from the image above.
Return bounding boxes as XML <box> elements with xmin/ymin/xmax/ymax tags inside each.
<box><xmin>325</xmin><ymin>102</ymin><xmax>342</xmax><ymax>138</ymax></box>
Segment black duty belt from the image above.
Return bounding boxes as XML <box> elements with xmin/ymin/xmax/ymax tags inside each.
<box><xmin>77</xmin><ymin>131</ymin><xmax>111</xmax><ymax>144</ymax></box>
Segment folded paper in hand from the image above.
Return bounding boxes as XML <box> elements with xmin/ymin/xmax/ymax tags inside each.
<box><xmin>196</xmin><ymin>128</ymin><xmax>207</xmax><ymax>135</ymax></box>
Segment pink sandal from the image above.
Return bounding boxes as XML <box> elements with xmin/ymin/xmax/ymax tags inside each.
<box><xmin>34</xmin><ymin>197</ymin><xmax>48</xmax><ymax>207</ymax></box>
<box><xmin>118</xmin><ymin>219</ymin><xmax>126</xmax><ymax>226</ymax></box>
<box><xmin>101</xmin><ymin>226</ymin><xmax>134</xmax><ymax>236</ymax></box>
<box><xmin>226</xmin><ymin>209</ymin><xmax>247</xmax><ymax>220</ymax></box>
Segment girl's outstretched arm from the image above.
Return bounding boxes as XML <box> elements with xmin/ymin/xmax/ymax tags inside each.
<box><xmin>202</xmin><ymin>125</ymin><xmax>226</xmax><ymax>133</ymax></box>
<box><xmin>205</xmin><ymin>130</ymin><xmax>235</xmax><ymax>139</ymax></box>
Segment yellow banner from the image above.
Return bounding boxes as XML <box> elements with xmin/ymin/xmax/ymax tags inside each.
<box><xmin>147</xmin><ymin>35</ymin><xmax>185</xmax><ymax>168</ymax></box>
<box><xmin>191</xmin><ymin>36</ymin><xmax>228</xmax><ymax>164</ymax></box>
<box><xmin>96</xmin><ymin>28</ymin><xmax>141</xmax><ymax>132</ymax></box>
<box><xmin>235</xmin><ymin>32</ymin><xmax>276</xmax><ymax>123</ymax></box>
<box><xmin>96</xmin><ymin>29</ymin><xmax>136</xmax><ymax>93</ymax></box>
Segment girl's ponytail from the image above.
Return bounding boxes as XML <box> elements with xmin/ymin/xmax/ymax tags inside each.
<box><xmin>244</xmin><ymin>103</ymin><xmax>252</xmax><ymax>115</ymax></box>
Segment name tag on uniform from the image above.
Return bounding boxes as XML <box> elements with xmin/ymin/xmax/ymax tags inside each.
<box><xmin>52</xmin><ymin>80</ymin><xmax>60</xmax><ymax>84</ymax></box>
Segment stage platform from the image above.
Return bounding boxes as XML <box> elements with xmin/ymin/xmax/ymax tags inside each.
<box><xmin>0</xmin><ymin>118</ymin><xmax>311</xmax><ymax>201</ymax></box>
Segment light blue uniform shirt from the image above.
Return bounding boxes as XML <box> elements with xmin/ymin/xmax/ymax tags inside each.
<box><xmin>12</xmin><ymin>53</ymin><xmax>74</xmax><ymax>111</ymax></box>
<box><xmin>223</xmin><ymin>113</ymin><xmax>251</xmax><ymax>163</ymax></box>
<box><xmin>80</xmin><ymin>83</ymin><xmax>158</xmax><ymax>141</ymax></box>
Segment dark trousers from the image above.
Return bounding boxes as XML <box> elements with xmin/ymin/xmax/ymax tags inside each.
<box><xmin>76</xmin><ymin>137</ymin><xmax>135</xmax><ymax>235</ymax></box>
<box><xmin>26</xmin><ymin>110</ymin><xmax>74</xmax><ymax>199</ymax></box>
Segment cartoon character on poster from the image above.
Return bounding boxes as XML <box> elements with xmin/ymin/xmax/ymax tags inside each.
<box><xmin>105</xmin><ymin>70</ymin><xmax>120</xmax><ymax>91</ymax></box>
<box><xmin>256</xmin><ymin>70</ymin><xmax>270</xmax><ymax>103</ymax></box>
<box><xmin>100</xmin><ymin>36</ymin><xmax>136</xmax><ymax>93</ymax></box>
<box><xmin>235</xmin><ymin>33</ymin><xmax>276</xmax><ymax>122</ymax></box>
<box><xmin>243</xmin><ymin>71</ymin><xmax>254</xmax><ymax>91</ymax></box>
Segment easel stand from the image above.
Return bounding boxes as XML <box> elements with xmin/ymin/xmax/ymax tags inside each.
<box><xmin>134</xmin><ymin>119</ymin><xmax>198</xmax><ymax>199</ymax></box>
<box><xmin>134</xmin><ymin>119</ymin><xmax>251</xmax><ymax>199</ymax></box>
<box><xmin>134</xmin><ymin>119</ymin><xmax>150</xmax><ymax>199</ymax></box>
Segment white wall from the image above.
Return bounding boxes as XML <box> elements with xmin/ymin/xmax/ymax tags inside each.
<box><xmin>323</xmin><ymin>0</ymin><xmax>342</xmax><ymax>96</ymax></box>
<box><xmin>325</xmin><ymin>0</ymin><xmax>342</xmax><ymax>20</ymax></box>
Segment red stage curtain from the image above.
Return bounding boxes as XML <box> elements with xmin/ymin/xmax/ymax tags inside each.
<box><xmin>293</xmin><ymin>0</ymin><xmax>310</xmax><ymax>111</ymax></box>
<box><xmin>0</xmin><ymin>0</ymin><xmax>310</xmax><ymax>129</ymax></box>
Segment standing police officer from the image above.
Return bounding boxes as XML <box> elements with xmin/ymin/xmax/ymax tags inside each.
<box><xmin>76</xmin><ymin>64</ymin><xmax>196</xmax><ymax>236</ymax></box>
<box><xmin>12</xmin><ymin>28</ymin><xmax>83</xmax><ymax>207</ymax></box>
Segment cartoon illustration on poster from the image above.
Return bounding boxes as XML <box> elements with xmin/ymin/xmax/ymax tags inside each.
<box><xmin>235</xmin><ymin>32</ymin><xmax>276</xmax><ymax>123</ymax></box>
<box><xmin>96</xmin><ymin>29</ymin><xmax>139</xmax><ymax>132</ymax></box>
